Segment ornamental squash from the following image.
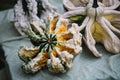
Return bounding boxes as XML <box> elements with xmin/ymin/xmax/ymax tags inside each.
<box><xmin>18</xmin><ymin>14</ymin><xmax>82</xmax><ymax>73</ymax></box>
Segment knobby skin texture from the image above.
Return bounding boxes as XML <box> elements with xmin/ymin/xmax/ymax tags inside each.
<box><xmin>18</xmin><ymin>14</ymin><xmax>82</xmax><ymax>73</ymax></box>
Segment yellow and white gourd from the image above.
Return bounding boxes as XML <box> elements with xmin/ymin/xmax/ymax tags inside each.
<box><xmin>62</xmin><ymin>0</ymin><xmax>120</xmax><ymax>57</ymax></box>
<box><xmin>18</xmin><ymin>14</ymin><xmax>82</xmax><ymax>73</ymax></box>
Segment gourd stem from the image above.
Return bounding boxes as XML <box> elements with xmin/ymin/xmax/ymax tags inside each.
<box><xmin>92</xmin><ymin>0</ymin><xmax>98</xmax><ymax>8</ymax></box>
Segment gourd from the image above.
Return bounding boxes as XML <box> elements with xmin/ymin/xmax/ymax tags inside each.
<box><xmin>14</xmin><ymin>0</ymin><xmax>56</xmax><ymax>35</ymax></box>
<box><xmin>62</xmin><ymin>0</ymin><xmax>120</xmax><ymax>57</ymax></box>
<box><xmin>18</xmin><ymin>14</ymin><xmax>82</xmax><ymax>73</ymax></box>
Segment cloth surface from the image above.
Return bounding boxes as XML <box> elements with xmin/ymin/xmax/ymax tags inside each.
<box><xmin>0</xmin><ymin>0</ymin><xmax>120</xmax><ymax>80</ymax></box>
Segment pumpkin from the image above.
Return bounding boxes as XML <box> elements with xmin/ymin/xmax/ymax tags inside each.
<box><xmin>18</xmin><ymin>14</ymin><xmax>82</xmax><ymax>73</ymax></box>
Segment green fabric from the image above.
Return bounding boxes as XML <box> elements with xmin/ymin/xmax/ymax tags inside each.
<box><xmin>0</xmin><ymin>0</ymin><xmax>120</xmax><ymax>80</ymax></box>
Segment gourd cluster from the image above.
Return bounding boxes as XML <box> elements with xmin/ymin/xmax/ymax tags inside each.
<box><xmin>14</xmin><ymin>0</ymin><xmax>120</xmax><ymax>73</ymax></box>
